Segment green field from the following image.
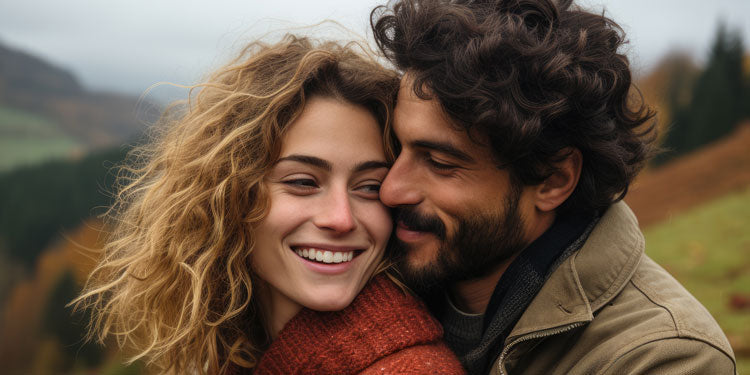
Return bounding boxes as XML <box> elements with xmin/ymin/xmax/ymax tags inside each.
<box><xmin>644</xmin><ymin>187</ymin><xmax>750</xmax><ymax>373</ymax></box>
<box><xmin>0</xmin><ymin>106</ymin><xmax>82</xmax><ymax>172</ymax></box>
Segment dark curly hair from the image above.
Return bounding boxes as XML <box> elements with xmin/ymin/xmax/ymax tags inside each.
<box><xmin>371</xmin><ymin>0</ymin><xmax>657</xmax><ymax>215</ymax></box>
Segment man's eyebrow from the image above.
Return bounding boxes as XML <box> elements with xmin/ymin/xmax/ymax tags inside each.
<box><xmin>353</xmin><ymin>160</ymin><xmax>391</xmax><ymax>173</ymax></box>
<box><xmin>412</xmin><ymin>140</ymin><xmax>474</xmax><ymax>163</ymax></box>
<box><xmin>276</xmin><ymin>155</ymin><xmax>331</xmax><ymax>171</ymax></box>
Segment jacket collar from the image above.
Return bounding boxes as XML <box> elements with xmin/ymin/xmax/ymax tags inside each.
<box><xmin>506</xmin><ymin>202</ymin><xmax>645</xmax><ymax>341</ymax></box>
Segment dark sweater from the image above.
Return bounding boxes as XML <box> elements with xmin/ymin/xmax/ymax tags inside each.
<box><xmin>440</xmin><ymin>213</ymin><xmax>597</xmax><ymax>374</ymax></box>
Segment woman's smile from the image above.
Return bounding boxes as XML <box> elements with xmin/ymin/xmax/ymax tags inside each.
<box><xmin>291</xmin><ymin>245</ymin><xmax>362</xmax><ymax>264</ymax></box>
<box><xmin>252</xmin><ymin>96</ymin><xmax>392</xmax><ymax>321</ymax></box>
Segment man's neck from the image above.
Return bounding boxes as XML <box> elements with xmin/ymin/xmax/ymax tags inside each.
<box><xmin>448</xmin><ymin>252</ymin><xmax>520</xmax><ymax>314</ymax></box>
<box><xmin>449</xmin><ymin>209</ymin><xmax>555</xmax><ymax>314</ymax></box>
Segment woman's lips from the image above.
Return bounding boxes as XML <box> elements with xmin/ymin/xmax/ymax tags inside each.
<box><xmin>293</xmin><ymin>247</ymin><xmax>355</xmax><ymax>264</ymax></box>
<box><xmin>289</xmin><ymin>244</ymin><xmax>366</xmax><ymax>274</ymax></box>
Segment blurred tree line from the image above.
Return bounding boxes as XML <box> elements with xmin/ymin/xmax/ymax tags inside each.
<box><xmin>0</xmin><ymin>146</ymin><xmax>132</xmax><ymax>374</ymax></box>
<box><xmin>655</xmin><ymin>23</ymin><xmax>750</xmax><ymax>164</ymax></box>
<box><xmin>40</xmin><ymin>271</ymin><xmax>103</xmax><ymax>369</ymax></box>
<box><xmin>0</xmin><ymin>146</ymin><xmax>128</xmax><ymax>268</ymax></box>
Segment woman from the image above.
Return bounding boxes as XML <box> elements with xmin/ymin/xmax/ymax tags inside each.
<box><xmin>75</xmin><ymin>35</ymin><xmax>465</xmax><ymax>374</ymax></box>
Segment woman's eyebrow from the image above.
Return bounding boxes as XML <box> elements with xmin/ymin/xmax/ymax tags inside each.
<box><xmin>276</xmin><ymin>155</ymin><xmax>389</xmax><ymax>173</ymax></box>
<box><xmin>276</xmin><ymin>154</ymin><xmax>331</xmax><ymax>171</ymax></box>
<box><xmin>353</xmin><ymin>160</ymin><xmax>391</xmax><ymax>173</ymax></box>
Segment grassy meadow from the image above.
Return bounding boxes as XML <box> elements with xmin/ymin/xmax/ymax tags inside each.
<box><xmin>0</xmin><ymin>106</ymin><xmax>82</xmax><ymax>172</ymax></box>
<box><xmin>643</xmin><ymin>187</ymin><xmax>750</xmax><ymax>373</ymax></box>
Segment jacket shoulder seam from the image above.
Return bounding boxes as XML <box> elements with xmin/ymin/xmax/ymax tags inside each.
<box><xmin>627</xmin><ymin>278</ymin><xmax>733</xmax><ymax>358</ymax></box>
<box><xmin>598</xmin><ymin>335</ymin><xmax>736</xmax><ymax>375</ymax></box>
<box><xmin>628</xmin><ymin>278</ymin><xmax>682</xmax><ymax>333</ymax></box>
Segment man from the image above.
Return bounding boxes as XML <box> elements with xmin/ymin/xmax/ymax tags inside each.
<box><xmin>370</xmin><ymin>0</ymin><xmax>736</xmax><ymax>374</ymax></box>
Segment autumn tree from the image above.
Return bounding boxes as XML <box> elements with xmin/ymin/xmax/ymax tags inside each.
<box><xmin>657</xmin><ymin>22</ymin><xmax>748</xmax><ymax>164</ymax></box>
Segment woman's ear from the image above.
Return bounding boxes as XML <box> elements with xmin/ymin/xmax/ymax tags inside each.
<box><xmin>533</xmin><ymin>148</ymin><xmax>582</xmax><ymax>213</ymax></box>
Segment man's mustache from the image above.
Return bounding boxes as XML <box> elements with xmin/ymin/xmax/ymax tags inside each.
<box><xmin>394</xmin><ymin>207</ymin><xmax>446</xmax><ymax>240</ymax></box>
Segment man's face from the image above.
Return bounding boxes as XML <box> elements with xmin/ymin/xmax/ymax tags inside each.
<box><xmin>380</xmin><ymin>80</ymin><xmax>536</xmax><ymax>292</ymax></box>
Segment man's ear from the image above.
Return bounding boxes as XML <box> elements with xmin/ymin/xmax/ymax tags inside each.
<box><xmin>533</xmin><ymin>148</ymin><xmax>582</xmax><ymax>212</ymax></box>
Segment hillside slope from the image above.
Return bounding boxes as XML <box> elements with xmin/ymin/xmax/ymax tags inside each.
<box><xmin>626</xmin><ymin>122</ymin><xmax>750</xmax><ymax>227</ymax></box>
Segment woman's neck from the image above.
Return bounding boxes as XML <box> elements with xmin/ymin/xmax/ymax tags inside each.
<box><xmin>255</xmin><ymin>281</ymin><xmax>303</xmax><ymax>339</ymax></box>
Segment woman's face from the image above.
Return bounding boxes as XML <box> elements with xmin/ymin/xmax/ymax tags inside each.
<box><xmin>253</xmin><ymin>96</ymin><xmax>392</xmax><ymax>325</ymax></box>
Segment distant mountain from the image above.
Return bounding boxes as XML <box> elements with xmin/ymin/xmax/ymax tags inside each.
<box><xmin>0</xmin><ymin>41</ymin><xmax>153</xmax><ymax>149</ymax></box>
<box><xmin>0</xmin><ymin>43</ymin><xmax>82</xmax><ymax>98</ymax></box>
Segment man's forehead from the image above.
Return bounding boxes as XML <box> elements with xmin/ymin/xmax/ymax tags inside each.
<box><xmin>396</xmin><ymin>75</ymin><xmax>436</xmax><ymax>108</ymax></box>
<box><xmin>395</xmin><ymin>75</ymin><xmax>456</xmax><ymax>132</ymax></box>
<box><xmin>393</xmin><ymin>78</ymin><xmax>495</xmax><ymax>162</ymax></box>
<box><xmin>394</xmin><ymin>84</ymin><xmax>456</xmax><ymax>138</ymax></box>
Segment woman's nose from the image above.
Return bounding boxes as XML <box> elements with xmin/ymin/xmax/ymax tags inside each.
<box><xmin>313</xmin><ymin>187</ymin><xmax>357</xmax><ymax>233</ymax></box>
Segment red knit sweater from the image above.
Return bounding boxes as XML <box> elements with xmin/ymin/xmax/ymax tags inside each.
<box><xmin>252</xmin><ymin>275</ymin><xmax>466</xmax><ymax>374</ymax></box>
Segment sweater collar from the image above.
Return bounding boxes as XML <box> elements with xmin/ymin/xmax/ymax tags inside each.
<box><xmin>254</xmin><ymin>274</ymin><xmax>445</xmax><ymax>374</ymax></box>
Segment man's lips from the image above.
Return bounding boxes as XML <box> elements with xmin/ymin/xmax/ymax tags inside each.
<box><xmin>395</xmin><ymin>221</ymin><xmax>432</xmax><ymax>242</ymax></box>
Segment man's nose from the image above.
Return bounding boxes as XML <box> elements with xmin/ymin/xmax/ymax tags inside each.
<box><xmin>380</xmin><ymin>154</ymin><xmax>422</xmax><ymax>207</ymax></box>
<box><xmin>313</xmin><ymin>186</ymin><xmax>357</xmax><ymax>233</ymax></box>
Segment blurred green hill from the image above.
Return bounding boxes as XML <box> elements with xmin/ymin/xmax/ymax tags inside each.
<box><xmin>0</xmin><ymin>106</ymin><xmax>82</xmax><ymax>171</ymax></box>
<box><xmin>0</xmin><ymin>41</ymin><xmax>155</xmax><ymax>172</ymax></box>
<box><xmin>641</xmin><ymin>188</ymin><xmax>750</xmax><ymax>374</ymax></box>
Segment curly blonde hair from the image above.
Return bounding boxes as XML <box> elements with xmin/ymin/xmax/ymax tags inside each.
<box><xmin>74</xmin><ymin>35</ymin><xmax>399</xmax><ymax>374</ymax></box>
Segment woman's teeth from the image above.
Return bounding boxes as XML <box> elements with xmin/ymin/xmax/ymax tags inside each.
<box><xmin>294</xmin><ymin>248</ymin><xmax>354</xmax><ymax>264</ymax></box>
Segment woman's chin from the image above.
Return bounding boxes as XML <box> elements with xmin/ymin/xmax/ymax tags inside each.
<box><xmin>300</xmin><ymin>291</ymin><xmax>357</xmax><ymax>312</ymax></box>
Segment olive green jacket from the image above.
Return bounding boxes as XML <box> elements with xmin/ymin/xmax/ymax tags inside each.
<box><xmin>490</xmin><ymin>202</ymin><xmax>736</xmax><ymax>375</ymax></box>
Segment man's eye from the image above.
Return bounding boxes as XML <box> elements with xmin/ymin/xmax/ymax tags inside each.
<box><xmin>427</xmin><ymin>158</ymin><xmax>456</xmax><ymax>170</ymax></box>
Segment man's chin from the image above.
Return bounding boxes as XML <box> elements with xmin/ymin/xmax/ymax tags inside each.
<box><xmin>395</xmin><ymin>251</ymin><xmax>449</xmax><ymax>295</ymax></box>
<box><xmin>405</xmin><ymin>246</ymin><xmax>437</xmax><ymax>268</ymax></box>
<box><xmin>399</xmin><ymin>235</ymin><xmax>441</xmax><ymax>261</ymax></box>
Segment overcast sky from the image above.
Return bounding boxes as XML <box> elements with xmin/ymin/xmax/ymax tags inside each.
<box><xmin>1</xmin><ymin>0</ymin><xmax>748</xmax><ymax>101</ymax></box>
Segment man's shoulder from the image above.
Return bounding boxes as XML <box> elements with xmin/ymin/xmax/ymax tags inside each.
<box><xmin>491</xmin><ymin>203</ymin><xmax>737</xmax><ymax>374</ymax></box>
<box><xmin>577</xmin><ymin>202</ymin><xmax>732</xmax><ymax>353</ymax></box>
<box><xmin>619</xmin><ymin>254</ymin><xmax>734</xmax><ymax>354</ymax></box>
<box><xmin>631</xmin><ymin>255</ymin><xmax>726</xmax><ymax>334</ymax></box>
<box><xmin>509</xmin><ymin>253</ymin><xmax>738</xmax><ymax>375</ymax></box>
<box><xmin>506</xmin><ymin>202</ymin><xmax>735</xmax><ymax>374</ymax></box>
<box><xmin>581</xmin><ymin>253</ymin><xmax>736</xmax><ymax>372</ymax></box>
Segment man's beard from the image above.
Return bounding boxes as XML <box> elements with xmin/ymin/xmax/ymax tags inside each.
<box><xmin>391</xmin><ymin>187</ymin><xmax>527</xmax><ymax>296</ymax></box>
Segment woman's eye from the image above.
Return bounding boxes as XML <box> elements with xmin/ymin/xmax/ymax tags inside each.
<box><xmin>355</xmin><ymin>183</ymin><xmax>382</xmax><ymax>199</ymax></box>
<box><xmin>283</xmin><ymin>178</ymin><xmax>318</xmax><ymax>189</ymax></box>
<box><xmin>360</xmin><ymin>184</ymin><xmax>381</xmax><ymax>193</ymax></box>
